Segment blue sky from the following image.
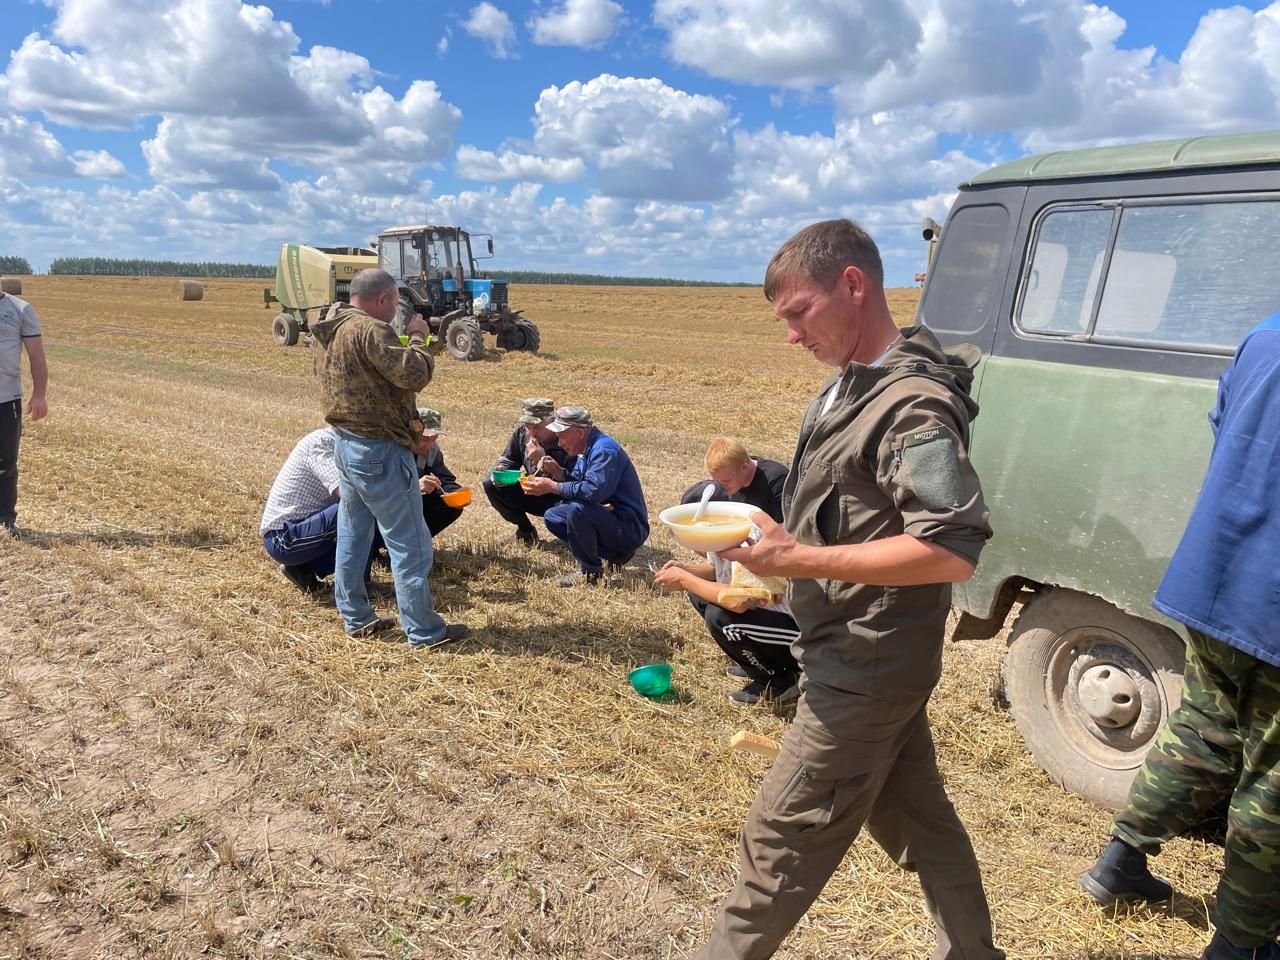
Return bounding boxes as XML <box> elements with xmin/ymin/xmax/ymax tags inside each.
<box><xmin>2</xmin><ymin>0</ymin><xmax>1279</xmax><ymax>283</ymax></box>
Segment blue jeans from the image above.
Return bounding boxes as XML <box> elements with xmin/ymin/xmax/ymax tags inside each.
<box><xmin>543</xmin><ymin>501</ymin><xmax>647</xmax><ymax>574</ymax></box>
<box><xmin>333</xmin><ymin>432</ymin><xmax>447</xmax><ymax>644</ymax></box>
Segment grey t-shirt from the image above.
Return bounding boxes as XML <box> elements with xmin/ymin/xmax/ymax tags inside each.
<box><xmin>0</xmin><ymin>293</ymin><xmax>41</xmax><ymax>404</ymax></box>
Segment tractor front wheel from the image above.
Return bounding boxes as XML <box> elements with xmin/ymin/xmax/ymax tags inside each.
<box><xmin>272</xmin><ymin>312</ymin><xmax>300</xmax><ymax>347</ymax></box>
<box><xmin>445</xmin><ymin>318</ymin><xmax>486</xmax><ymax>361</ymax></box>
<box><xmin>514</xmin><ymin>318</ymin><xmax>540</xmax><ymax>354</ymax></box>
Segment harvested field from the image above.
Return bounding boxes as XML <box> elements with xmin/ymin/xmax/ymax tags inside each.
<box><xmin>1</xmin><ymin>277</ymin><xmax>1220</xmax><ymax>959</ymax></box>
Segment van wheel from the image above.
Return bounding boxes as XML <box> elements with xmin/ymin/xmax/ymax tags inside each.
<box><xmin>1003</xmin><ymin>588</ymin><xmax>1185</xmax><ymax>810</ymax></box>
<box><xmin>272</xmin><ymin>313</ymin><xmax>299</xmax><ymax>346</ymax></box>
<box><xmin>445</xmin><ymin>318</ymin><xmax>485</xmax><ymax>361</ymax></box>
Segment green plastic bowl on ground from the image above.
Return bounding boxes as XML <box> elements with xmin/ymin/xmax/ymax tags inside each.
<box><xmin>491</xmin><ymin>468</ymin><xmax>523</xmax><ymax>486</ymax></box>
<box><xmin>628</xmin><ymin>663</ymin><xmax>673</xmax><ymax>698</ymax></box>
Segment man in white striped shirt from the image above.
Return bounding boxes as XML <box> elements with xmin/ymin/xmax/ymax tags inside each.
<box><xmin>261</xmin><ymin>427</ymin><xmax>345</xmax><ymax>593</ymax></box>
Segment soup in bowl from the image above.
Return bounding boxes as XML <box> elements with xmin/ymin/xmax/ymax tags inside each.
<box><xmin>658</xmin><ymin>501</ymin><xmax>758</xmax><ymax>553</ymax></box>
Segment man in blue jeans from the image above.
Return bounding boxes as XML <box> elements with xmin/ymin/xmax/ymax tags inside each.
<box><xmin>521</xmin><ymin>406</ymin><xmax>649</xmax><ymax>587</ymax></box>
<box><xmin>310</xmin><ymin>268</ymin><xmax>467</xmax><ymax>648</ymax></box>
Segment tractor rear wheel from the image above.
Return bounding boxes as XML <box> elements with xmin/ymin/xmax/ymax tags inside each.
<box><xmin>514</xmin><ymin>318</ymin><xmax>540</xmax><ymax>353</ymax></box>
<box><xmin>445</xmin><ymin>318</ymin><xmax>485</xmax><ymax>361</ymax></box>
<box><xmin>272</xmin><ymin>312</ymin><xmax>300</xmax><ymax>347</ymax></box>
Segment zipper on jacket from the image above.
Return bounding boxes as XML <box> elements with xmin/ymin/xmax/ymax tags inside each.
<box><xmin>888</xmin><ymin>447</ymin><xmax>903</xmax><ymax>481</ymax></box>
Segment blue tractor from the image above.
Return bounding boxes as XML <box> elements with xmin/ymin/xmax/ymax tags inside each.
<box><xmin>377</xmin><ymin>224</ymin><xmax>539</xmax><ymax>361</ymax></box>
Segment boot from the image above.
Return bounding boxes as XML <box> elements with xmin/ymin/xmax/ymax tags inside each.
<box><xmin>1201</xmin><ymin>932</ymin><xmax>1280</xmax><ymax>960</ymax></box>
<box><xmin>1080</xmin><ymin>838</ymin><xmax>1173</xmax><ymax>904</ymax></box>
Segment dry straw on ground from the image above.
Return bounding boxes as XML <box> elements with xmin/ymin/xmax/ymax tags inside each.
<box><xmin>0</xmin><ymin>277</ymin><xmax>1221</xmax><ymax>958</ymax></box>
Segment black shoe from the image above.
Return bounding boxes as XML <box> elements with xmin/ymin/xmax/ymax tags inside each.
<box><xmin>1080</xmin><ymin>839</ymin><xmax>1173</xmax><ymax>904</ymax></box>
<box><xmin>556</xmin><ymin>568</ymin><xmax>601</xmax><ymax>588</ymax></box>
<box><xmin>726</xmin><ymin>663</ymin><xmax>749</xmax><ymax>679</ymax></box>
<box><xmin>280</xmin><ymin>563</ymin><xmax>320</xmax><ymax>594</ymax></box>
<box><xmin>347</xmin><ymin>616</ymin><xmax>397</xmax><ymax>638</ymax></box>
<box><xmin>730</xmin><ymin>679</ymin><xmax>800</xmax><ymax>705</ymax></box>
<box><xmin>1201</xmin><ymin>933</ymin><xmax>1280</xmax><ymax>960</ymax></box>
<box><xmin>409</xmin><ymin>623</ymin><xmax>469</xmax><ymax>649</ymax></box>
<box><xmin>730</xmin><ymin>682</ymin><xmax>766</xmax><ymax>704</ymax></box>
<box><xmin>515</xmin><ymin>527</ymin><xmax>539</xmax><ymax>546</ymax></box>
<box><xmin>608</xmin><ymin>549</ymin><xmax>637</xmax><ymax>570</ymax></box>
<box><xmin>772</xmin><ymin>678</ymin><xmax>801</xmax><ymax>703</ymax></box>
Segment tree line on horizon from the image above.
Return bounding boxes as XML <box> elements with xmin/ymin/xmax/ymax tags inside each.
<box><xmin>10</xmin><ymin>256</ymin><xmax>755</xmax><ymax>287</ymax></box>
<box><xmin>48</xmin><ymin>257</ymin><xmax>274</xmax><ymax>278</ymax></box>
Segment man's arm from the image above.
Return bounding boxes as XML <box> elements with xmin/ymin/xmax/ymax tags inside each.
<box><xmin>430</xmin><ymin>452</ymin><xmax>462</xmax><ymax>492</ymax></box>
<box><xmin>494</xmin><ymin>427</ymin><xmax>522</xmax><ymax>471</ymax></box>
<box><xmin>720</xmin><ymin>515</ymin><xmax>974</xmax><ymax>585</ymax></box>
<box><xmin>23</xmin><ymin>336</ymin><xmax>47</xmax><ymax>420</ymax></box>
<box><xmin>364</xmin><ymin>325</ymin><xmax>434</xmax><ymax>391</ymax></box>
<box><xmin>556</xmin><ymin>444</ymin><xmax>622</xmax><ymax>503</ymax></box>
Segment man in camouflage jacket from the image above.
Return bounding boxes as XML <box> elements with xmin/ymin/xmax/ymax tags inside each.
<box><xmin>1082</xmin><ymin>313</ymin><xmax>1280</xmax><ymax>960</ymax></box>
<box><xmin>311</xmin><ymin>268</ymin><xmax>466</xmax><ymax>649</ymax></box>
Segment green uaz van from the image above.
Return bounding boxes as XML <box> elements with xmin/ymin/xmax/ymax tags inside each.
<box><xmin>921</xmin><ymin>130</ymin><xmax>1280</xmax><ymax>808</ymax></box>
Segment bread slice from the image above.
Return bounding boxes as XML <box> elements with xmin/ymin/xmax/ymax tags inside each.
<box><xmin>716</xmin><ymin>585</ymin><xmax>774</xmax><ymax>605</ymax></box>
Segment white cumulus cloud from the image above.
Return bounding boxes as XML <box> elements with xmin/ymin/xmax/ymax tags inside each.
<box><xmin>455</xmin><ymin>145</ymin><xmax>586</xmax><ymax>182</ymax></box>
<box><xmin>4</xmin><ymin>0</ymin><xmax>462</xmax><ymax>191</ymax></box>
<box><xmin>0</xmin><ymin>112</ymin><xmax>124</xmax><ymax>180</ymax></box>
<box><xmin>532</xmin><ymin>74</ymin><xmax>735</xmax><ymax>201</ymax></box>
<box><xmin>654</xmin><ymin>0</ymin><xmax>921</xmax><ymax>87</ymax></box>
<box><xmin>530</xmin><ymin>0</ymin><xmax>624</xmax><ymax>48</ymax></box>
<box><xmin>464</xmin><ymin>2</ymin><xmax>518</xmax><ymax>58</ymax></box>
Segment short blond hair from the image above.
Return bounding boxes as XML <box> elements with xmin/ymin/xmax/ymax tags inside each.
<box><xmin>763</xmin><ymin>218</ymin><xmax>883</xmax><ymax>301</ymax></box>
<box><xmin>705</xmin><ymin>438</ymin><xmax>750</xmax><ymax>473</ymax></box>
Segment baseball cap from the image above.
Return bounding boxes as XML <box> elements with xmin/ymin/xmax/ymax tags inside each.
<box><xmin>416</xmin><ymin>407</ymin><xmax>443</xmax><ymax>437</ymax></box>
<box><xmin>546</xmin><ymin>405</ymin><xmax>592</xmax><ymax>433</ymax></box>
<box><xmin>518</xmin><ymin>397</ymin><xmax>555</xmax><ymax>425</ymax></box>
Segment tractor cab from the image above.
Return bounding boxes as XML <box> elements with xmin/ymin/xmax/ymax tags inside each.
<box><xmin>377</xmin><ymin>225</ymin><xmax>509</xmax><ymax>321</ymax></box>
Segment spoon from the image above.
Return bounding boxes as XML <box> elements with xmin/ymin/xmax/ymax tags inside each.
<box><xmin>690</xmin><ymin>483</ymin><xmax>715</xmax><ymax>523</ymax></box>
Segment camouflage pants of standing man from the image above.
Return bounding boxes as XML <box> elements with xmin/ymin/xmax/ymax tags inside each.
<box><xmin>1110</xmin><ymin>628</ymin><xmax>1280</xmax><ymax>948</ymax></box>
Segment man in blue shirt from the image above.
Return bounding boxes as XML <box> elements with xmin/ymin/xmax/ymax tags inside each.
<box><xmin>1081</xmin><ymin>313</ymin><xmax>1280</xmax><ymax>960</ymax></box>
<box><xmin>521</xmin><ymin>406</ymin><xmax>649</xmax><ymax>587</ymax></box>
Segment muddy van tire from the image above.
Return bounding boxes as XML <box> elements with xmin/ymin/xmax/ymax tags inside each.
<box><xmin>1003</xmin><ymin>588</ymin><xmax>1185</xmax><ymax>810</ymax></box>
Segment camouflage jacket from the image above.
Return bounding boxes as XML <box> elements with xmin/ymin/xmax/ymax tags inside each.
<box><xmin>311</xmin><ymin>304</ymin><xmax>434</xmax><ymax>449</ymax></box>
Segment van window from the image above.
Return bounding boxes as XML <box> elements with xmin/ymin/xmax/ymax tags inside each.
<box><xmin>1018</xmin><ymin>207</ymin><xmax>1113</xmax><ymax>335</ymax></box>
<box><xmin>1093</xmin><ymin>201</ymin><xmax>1280</xmax><ymax>349</ymax></box>
<box><xmin>920</xmin><ymin>203</ymin><xmax>1009</xmax><ymax>336</ymax></box>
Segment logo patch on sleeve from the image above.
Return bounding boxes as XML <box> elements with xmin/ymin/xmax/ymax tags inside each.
<box><xmin>904</xmin><ymin>427</ymin><xmax>944</xmax><ymax>448</ymax></box>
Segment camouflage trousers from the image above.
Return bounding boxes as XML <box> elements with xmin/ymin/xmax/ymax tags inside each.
<box><xmin>1111</xmin><ymin>628</ymin><xmax>1280</xmax><ymax>947</ymax></box>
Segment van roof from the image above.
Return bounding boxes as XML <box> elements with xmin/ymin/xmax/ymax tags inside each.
<box><xmin>964</xmin><ymin>129</ymin><xmax>1280</xmax><ymax>186</ymax></box>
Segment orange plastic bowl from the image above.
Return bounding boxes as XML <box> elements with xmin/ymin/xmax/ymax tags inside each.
<box><xmin>441</xmin><ymin>487</ymin><xmax>473</xmax><ymax>508</ymax></box>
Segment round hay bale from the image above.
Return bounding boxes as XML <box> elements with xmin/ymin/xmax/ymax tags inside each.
<box><xmin>0</xmin><ymin>278</ymin><xmax>22</xmax><ymax>295</ymax></box>
<box><xmin>179</xmin><ymin>280</ymin><xmax>205</xmax><ymax>301</ymax></box>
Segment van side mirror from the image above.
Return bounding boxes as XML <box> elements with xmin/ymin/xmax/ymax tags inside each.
<box><xmin>487</xmin><ymin>238</ymin><xmax>494</xmax><ymax>255</ymax></box>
